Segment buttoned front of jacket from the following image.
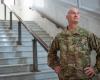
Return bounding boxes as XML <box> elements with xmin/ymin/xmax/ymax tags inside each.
<box><xmin>48</xmin><ymin>26</ymin><xmax>100</xmax><ymax>79</ymax></box>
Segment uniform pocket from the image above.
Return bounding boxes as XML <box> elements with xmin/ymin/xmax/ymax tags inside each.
<box><xmin>61</xmin><ymin>65</ymin><xmax>77</xmax><ymax>77</ymax></box>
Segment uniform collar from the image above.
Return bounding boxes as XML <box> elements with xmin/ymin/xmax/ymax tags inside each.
<box><xmin>63</xmin><ymin>26</ymin><xmax>80</xmax><ymax>36</ymax></box>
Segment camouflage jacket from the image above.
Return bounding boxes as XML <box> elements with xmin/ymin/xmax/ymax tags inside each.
<box><xmin>48</xmin><ymin>26</ymin><xmax>100</xmax><ymax>79</ymax></box>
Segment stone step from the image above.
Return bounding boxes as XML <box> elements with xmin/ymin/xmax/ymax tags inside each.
<box><xmin>5</xmin><ymin>33</ymin><xmax>50</xmax><ymax>39</ymax></box>
<box><xmin>0</xmin><ymin>20</ymin><xmax>57</xmax><ymax>80</ymax></box>
<box><xmin>0</xmin><ymin>22</ymin><xmax>40</xmax><ymax>27</ymax></box>
<box><xmin>0</xmin><ymin>57</ymin><xmax>30</xmax><ymax>65</ymax></box>
<box><xmin>6</xmin><ymin>31</ymin><xmax>48</xmax><ymax>36</ymax></box>
<box><xmin>0</xmin><ymin>24</ymin><xmax>42</xmax><ymax>30</ymax></box>
<box><xmin>0</xmin><ymin>57</ymin><xmax>47</xmax><ymax>65</ymax></box>
<box><xmin>0</xmin><ymin>41</ymin><xmax>48</xmax><ymax>47</ymax></box>
<box><xmin>0</xmin><ymin>41</ymin><xmax>50</xmax><ymax>49</ymax></box>
<box><xmin>0</xmin><ymin>63</ymin><xmax>52</xmax><ymax>74</ymax></box>
<box><xmin>0</xmin><ymin>51</ymin><xmax>47</xmax><ymax>58</ymax></box>
<box><xmin>0</xmin><ymin>31</ymin><xmax>31</xmax><ymax>35</ymax></box>
<box><xmin>0</xmin><ymin>22</ymin><xmax>38</xmax><ymax>26</ymax></box>
<box><xmin>0</xmin><ymin>70</ymin><xmax>58</xmax><ymax>80</ymax></box>
<box><xmin>0</xmin><ymin>64</ymin><xmax>30</xmax><ymax>74</ymax></box>
<box><xmin>0</xmin><ymin>42</ymin><xmax>47</xmax><ymax>49</ymax></box>
<box><xmin>0</xmin><ymin>35</ymin><xmax>32</xmax><ymax>39</ymax></box>
<box><xmin>0</xmin><ymin>37</ymin><xmax>51</xmax><ymax>45</ymax></box>
<box><xmin>0</xmin><ymin>47</ymin><xmax>32</xmax><ymax>52</ymax></box>
<box><xmin>0</xmin><ymin>31</ymin><xmax>50</xmax><ymax>38</ymax></box>
<box><xmin>0</xmin><ymin>33</ymin><xmax>52</xmax><ymax>39</ymax></box>
<box><xmin>0</xmin><ymin>39</ymin><xmax>50</xmax><ymax>43</ymax></box>
<box><xmin>9</xmin><ymin>32</ymin><xmax>50</xmax><ymax>38</ymax></box>
<box><xmin>0</xmin><ymin>26</ymin><xmax>51</xmax><ymax>41</ymax></box>
<box><xmin>12</xmin><ymin>28</ymin><xmax>43</xmax><ymax>32</ymax></box>
<box><xmin>0</xmin><ymin>47</ymin><xmax>47</xmax><ymax>54</ymax></box>
<box><xmin>0</xmin><ymin>20</ymin><xmax>38</xmax><ymax>25</ymax></box>
<box><xmin>0</xmin><ymin>26</ymin><xmax>39</xmax><ymax>31</ymax></box>
<box><xmin>0</xmin><ymin>45</ymin><xmax>32</xmax><ymax>51</ymax></box>
<box><xmin>0</xmin><ymin>28</ymin><xmax>42</xmax><ymax>31</ymax></box>
<box><xmin>0</xmin><ymin>50</ymin><xmax>45</xmax><ymax>53</ymax></box>
<box><xmin>0</xmin><ymin>38</ymin><xmax>34</xmax><ymax>42</ymax></box>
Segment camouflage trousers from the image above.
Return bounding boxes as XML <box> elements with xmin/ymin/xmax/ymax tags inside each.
<box><xmin>57</xmin><ymin>70</ymin><xmax>97</xmax><ymax>80</ymax></box>
<box><xmin>58</xmin><ymin>74</ymin><xmax>92</xmax><ymax>80</ymax></box>
<box><xmin>58</xmin><ymin>77</ymin><xmax>91</xmax><ymax>80</ymax></box>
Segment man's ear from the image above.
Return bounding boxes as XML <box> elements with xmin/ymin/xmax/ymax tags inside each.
<box><xmin>66</xmin><ymin>15</ymin><xmax>68</xmax><ymax>19</ymax></box>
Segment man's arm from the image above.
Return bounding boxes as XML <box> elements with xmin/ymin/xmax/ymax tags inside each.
<box><xmin>48</xmin><ymin>36</ymin><xmax>60</xmax><ymax>70</ymax></box>
<box><xmin>84</xmin><ymin>33</ymin><xmax>100</xmax><ymax>78</ymax></box>
<box><xmin>88</xmin><ymin>33</ymin><xmax>100</xmax><ymax>73</ymax></box>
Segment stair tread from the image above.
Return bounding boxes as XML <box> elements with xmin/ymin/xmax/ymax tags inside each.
<box><xmin>0</xmin><ymin>64</ymin><xmax>29</xmax><ymax>67</ymax></box>
<box><xmin>0</xmin><ymin>70</ymin><xmax>56</xmax><ymax>77</ymax></box>
<box><xmin>0</xmin><ymin>45</ymin><xmax>32</xmax><ymax>47</ymax></box>
<box><xmin>0</xmin><ymin>20</ymin><xmax>57</xmax><ymax>80</ymax></box>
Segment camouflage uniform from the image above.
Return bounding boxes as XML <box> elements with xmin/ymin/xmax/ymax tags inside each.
<box><xmin>48</xmin><ymin>26</ymin><xmax>100</xmax><ymax>80</ymax></box>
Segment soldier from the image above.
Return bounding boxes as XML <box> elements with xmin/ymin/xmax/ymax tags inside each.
<box><xmin>48</xmin><ymin>7</ymin><xmax>100</xmax><ymax>80</ymax></box>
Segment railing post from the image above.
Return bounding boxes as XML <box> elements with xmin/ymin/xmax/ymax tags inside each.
<box><xmin>4</xmin><ymin>4</ymin><xmax>6</xmax><ymax>20</ymax></box>
<box><xmin>1</xmin><ymin>0</ymin><xmax>4</xmax><ymax>4</ymax></box>
<box><xmin>10</xmin><ymin>12</ymin><xmax>12</xmax><ymax>29</ymax></box>
<box><xmin>32</xmin><ymin>39</ymin><xmax>38</xmax><ymax>72</ymax></box>
<box><xmin>17</xmin><ymin>21</ymin><xmax>22</xmax><ymax>45</ymax></box>
<box><xmin>14</xmin><ymin>0</ymin><xmax>15</xmax><ymax>5</ymax></box>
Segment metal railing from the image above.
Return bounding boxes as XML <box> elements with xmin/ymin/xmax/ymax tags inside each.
<box><xmin>3</xmin><ymin>2</ymin><xmax>49</xmax><ymax>72</ymax></box>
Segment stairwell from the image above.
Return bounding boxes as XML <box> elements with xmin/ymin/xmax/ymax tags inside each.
<box><xmin>0</xmin><ymin>20</ymin><xmax>58</xmax><ymax>80</ymax></box>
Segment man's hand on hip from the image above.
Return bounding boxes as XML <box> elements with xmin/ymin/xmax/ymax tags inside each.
<box><xmin>54</xmin><ymin>66</ymin><xmax>61</xmax><ymax>74</ymax></box>
<box><xmin>84</xmin><ymin>66</ymin><xmax>95</xmax><ymax>78</ymax></box>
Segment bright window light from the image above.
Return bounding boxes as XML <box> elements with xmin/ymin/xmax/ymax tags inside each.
<box><xmin>35</xmin><ymin>0</ymin><xmax>45</xmax><ymax>8</ymax></box>
<box><xmin>4</xmin><ymin>0</ymin><xmax>14</xmax><ymax>6</ymax></box>
<box><xmin>23</xmin><ymin>0</ymin><xmax>33</xmax><ymax>7</ymax></box>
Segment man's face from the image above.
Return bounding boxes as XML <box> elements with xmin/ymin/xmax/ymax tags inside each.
<box><xmin>67</xmin><ymin>8</ymin><xmax>80</xmax><ymax>24</ymax></box>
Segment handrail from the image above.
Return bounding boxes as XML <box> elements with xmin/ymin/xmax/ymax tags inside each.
<box><xmin>3</xmin><ymin>3</ymin><xmax>49</xmax><ymax>52</ymax></box>
<box><xmin>3</xmin><ymin>2</ymin><xmax>49</xmax><ymax>71</ymax></box>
